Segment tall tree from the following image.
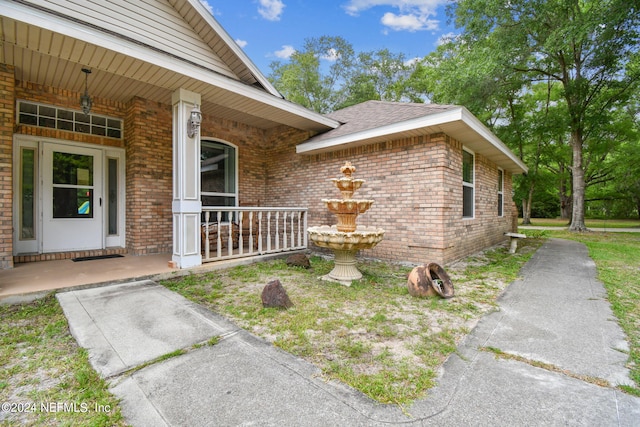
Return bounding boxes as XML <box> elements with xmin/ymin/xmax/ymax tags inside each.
<box><xmin>340</xmin><ymin>49</ymin><xmax>421</xmax><ymax>108</ymax></box>
<box><xmin>269</xmin><ymin>37</ymin><xmax>423</xmax><ymax>113</ymax></box>
<box><xmin>450</xmin><ymin>0</ymin><xmax>640</xmax><ymax>231</ymax></box>
<box><xmin>268</xmin><ymin>36</ymin><xmax>355</xmax><ymax>113</ymax></box>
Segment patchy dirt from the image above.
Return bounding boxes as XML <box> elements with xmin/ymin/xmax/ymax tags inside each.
<box><xmin>163</xmin><ymin>239</ymin><xmax>543</xmax><ymax>404</ymax></box>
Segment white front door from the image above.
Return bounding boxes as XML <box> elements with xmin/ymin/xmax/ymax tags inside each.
<box><xmin>42</xmin><ymin>143</ymin><xmax>103</xmax><ymax>252</ymax></box>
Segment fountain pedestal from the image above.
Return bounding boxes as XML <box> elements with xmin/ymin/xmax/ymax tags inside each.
<box><xmin>307</xmin><ymin>162</ymin><xmax>385</xmax><ymax>286</ymax></box>
<box><xmin>330</xmin><ymin>249</ymin><xmax>361</xmax><ymax>282</ymax></box>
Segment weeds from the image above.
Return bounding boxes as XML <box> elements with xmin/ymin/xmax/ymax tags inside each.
<box><xmin>160</xmin><ymin>239</ymin><xmax>542</xmax><ymax>405</ymax></box>
<box><xmin>0</xmin><ymin>295</ymin><xmax>125</xmax><ymax>426</ymax></box>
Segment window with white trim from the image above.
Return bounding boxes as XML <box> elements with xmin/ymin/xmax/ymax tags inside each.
<box><xmin>498</xmin><ymin>168</ymin><xmax>504</xmax><ymax>217</ymax></box>
<box><xmin>201</xmin><ymin>140</ymin><xmax>237</xmax><ymax>208</ymax></box>
<box><xmin>462</xmin><ymin>149</ymin><xmax>474</xmax><ymax>218</ymax></box>
<box><xmin>17</xmin><ymin>101</ymin><xmax>122</xmax><ymax>139</ymax></box>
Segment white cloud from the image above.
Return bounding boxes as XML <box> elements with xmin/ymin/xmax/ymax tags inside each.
<box><xmin>343</xmin><ymin>0</ymin><xmax>446</xmax><ymax>32</ymax></box>
<box><xmin>436</xmin><ymin>32</ymin><xmax>458</xmax><ymax>46</ymax></box>
<box><xmin>258</xmin><ymin>0</ymin><xmax>285</xmax><ymax>21</ymax></box>
<box><xmin>235</xmin><ymin>39</ymin><xmax>248</xmax><ymax>48</ymax></box>
<box><xmin>404</xmin><ymin>57</ymin><xmax>422</xmax><ymax>67</ymax></box>
<box><xmin>320</xmin><ymin>48</ymin><xmax>341</xmax><ymax>62</ymax></box>
<box><xmin>381</xmin><ymin>12</ymin><xmax>438</xmax><ymax>32</ymax></box>
<box><xmin>273</xmin><ymin>45</ymin><xmax>296</xmax><ymax>59</ymax></box>
<box><xmin>199</xmin><ymin>0</ymin><xmax>219</xmax><ymax>17</ymax></box>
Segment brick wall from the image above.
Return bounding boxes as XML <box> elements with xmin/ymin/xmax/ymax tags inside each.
<box><xmin>0</xmin><ymin>65</ymin><xmax>15</xmax><ymax>269</ymax></box>
<box><xmin>124</xmin><ymin>97</ymin><xmax>173</xmax><ymax>255</ymax></box>
<box><xmin>121</xmin><ymin>99</ymin><xmax>276</xmax><ymax>255</ymax></box>
<box><xmin>265</xmin><ymin>131</ymin><xmax>515</xmax><ymax>265</ymax></box>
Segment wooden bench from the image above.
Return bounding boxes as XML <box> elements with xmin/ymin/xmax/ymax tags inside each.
<box><xmin>504</xmin><ymin>232</ymin><xmax>527</xmax><ymax>254</ymax></box>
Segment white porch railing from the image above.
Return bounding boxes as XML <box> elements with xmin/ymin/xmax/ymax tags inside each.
<box><xmin>201</xmin><ymin>207</ymin><xmax>308</xmax><ymax>263</ymax></box>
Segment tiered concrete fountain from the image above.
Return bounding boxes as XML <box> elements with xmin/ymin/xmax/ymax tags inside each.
<box><xmin>308</xmin><ymin>161</ymin><xmax>385</xmax><ymax>285</ymax></box>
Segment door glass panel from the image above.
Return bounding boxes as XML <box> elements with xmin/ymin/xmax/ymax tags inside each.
<box><xmin>52</xmin><ymin>151</ymin><xmax>94</xmax><ymax>219</ymax></box>
<box><xmin>108</xmin><ymin>158</ymin><xmax>118</xmax><ymax>235</ymax></box>
<box><xmin>20</xmin><ymin>148</ymin><xmax>36</xmax><ymax>239</ymax></box>
<box><xmin>53</xmin><ymin>152</ymin><xmax>93</xmax><ymax>185</ymax></box>
<box><xmin>53</xmin><ymin>188</ymin><xmax>93</xmax><ymax>218</ymax></box>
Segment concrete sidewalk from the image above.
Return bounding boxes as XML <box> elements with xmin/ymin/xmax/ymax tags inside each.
<box><xmin>56</xmin><ymin>239</ymin><xmax>640</xmax><ymax>426</ymax></box>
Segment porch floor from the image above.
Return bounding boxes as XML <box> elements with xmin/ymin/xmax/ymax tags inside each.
<box><xmin>0</xmin><ymin>250</ymin><xmax>306</xmax><ymax>301</ymax></box>
<box><xmin>0</xmin><ymin>254</ymin><xmax>175</xmax><ymax>299</ymax></box>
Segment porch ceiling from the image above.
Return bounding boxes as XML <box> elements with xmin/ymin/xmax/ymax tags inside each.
<box><xmin>0</xmin><ymin>14</ymin><xmax>336</xmax><ymax>132</ymax></box>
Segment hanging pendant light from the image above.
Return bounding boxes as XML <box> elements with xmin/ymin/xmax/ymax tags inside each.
<box><xmin>80</xmin><ymin>68</ymin><xmax>93</xmax><ymax>115</ymax></box>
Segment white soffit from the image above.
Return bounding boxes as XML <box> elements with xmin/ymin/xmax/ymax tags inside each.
<box><xmin>296</xmin><ymin>107</ymin><xmax>528</xmax><ymax>175</ymax></box>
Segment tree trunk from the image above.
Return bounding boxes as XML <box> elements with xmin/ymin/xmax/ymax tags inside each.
<box><xmin>569</xmin><ymin>131</ymin><xmax>588</xmax><ymax>231</ymax></box>
<box><xmin>522</xmin><ymin>198</ymin><xmax>530</xmax><ymax>224</ymax></box>
<box><xmin>559</xmin><ymin>164</ymin><xmax>572</xmax><ymax>220</ymax></box>
<box><xmin>522</xmin><ymin>182</ymin><xmax>534</xmax><ymax>225</ymax></box>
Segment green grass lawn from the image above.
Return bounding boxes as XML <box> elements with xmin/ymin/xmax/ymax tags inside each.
<box><xmin>0</xmin><ymin>295</ymin><xmax>126</xmax><ymax>426</ymax></box>
<box><xmin>519</xmin><ymin>217</ymin><xmax>640</xmax><ymax>228</ymax></box>
<box><xmin>1</xmin><ymin>229</ymin><xmax>637</xmax><ymax>423</ymax></box>
<box><xmin>162</xmin><ymin>240</ymin><xmax>543</xmax><ymax>406</ymax></box>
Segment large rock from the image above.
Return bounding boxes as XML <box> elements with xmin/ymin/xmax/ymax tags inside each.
<box><xmin>261</xmin><ymin>279</ymin><xmax>294</xmax><ymax>309</ymax></box>
<box><xmin>286</xmin><ymin>253</ymin><xmax>311</xmax><ymax>269</ymax></box>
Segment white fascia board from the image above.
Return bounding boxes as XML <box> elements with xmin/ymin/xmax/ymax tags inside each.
<box><xmin>187</xmin><ymin>0</ymin><xmax>282</xmax><ymax>99</ymax></box>
<box><xmin>296</xmin><ymin>107</ymin><xmax>466</xmax><ymax>154</ymax></box>
<box><xmin>297</xmin><ymin>105</ymin><xmax>528</xmax><ymax>174</ymax></box>
<box><xmin>1</xmin><ymin>0</ymin><xmax>339</xmax><ymax>130</ymax></box>
<box><xmin>459</xmin><ymin>107</ymin><xmax>528</xmax><ymax>173</ymax></box>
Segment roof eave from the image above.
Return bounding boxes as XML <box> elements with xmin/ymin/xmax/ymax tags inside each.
<box><xmin>1</xmin><ymin>0</ymin><xmax>339</xmax><ymax>132</ymax></box>
<box><xmin>296</xmin><ymin>106</ymin><xmax>528</xmax><ymax>175</ymax></box>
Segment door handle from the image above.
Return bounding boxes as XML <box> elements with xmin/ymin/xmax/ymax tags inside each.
<box><xmin>99</xmin><ymin>197</ymin><xmax>102</xmax><ymax>207</ymax></box>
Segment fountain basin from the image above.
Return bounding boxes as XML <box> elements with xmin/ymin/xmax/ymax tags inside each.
<box><xmin>308</xmin><ymin>225</ymin><xmax>385</xmax><ymax>285</ymax></box>
<box><xmin>322</xmin><ymin>200</ymin><xmax>374</xmax><ymax>232</ymax></box>
<box><xmin>322</xmin><ymin>199</ymin><xmax>373</xmax><ymax>214</ymax></box>
<box><xmin>331</xmin><ymin>178</ymin><xmax>364</xmax><ymax>199</ymax></box>
<box><xmin>308</xmin><ymin>225</ymin><xmax>385</xmax><ymax>251</ymax></box>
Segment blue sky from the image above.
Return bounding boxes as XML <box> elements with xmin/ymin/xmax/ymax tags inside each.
<box><xmin>204</xmin><ymin>0</ymin><xmax>457</xmax><ymax>76</ymax></box>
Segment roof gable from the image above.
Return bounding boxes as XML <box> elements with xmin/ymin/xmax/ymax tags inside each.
<box><xmin>19</xmin><ymin>0</ymin><xmax>279</xmax><ymax>96</ymax></box>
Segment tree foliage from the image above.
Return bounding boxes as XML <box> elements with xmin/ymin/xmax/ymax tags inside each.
<box><xmin>268</xmin><ymin>36</ymin><xmax>355</xmax><ymax>114</ymax></box>
<box><xmin>419</xmin><ymin>0</ymin><xmax>640</xmax><ymax>228</ymax></box>
<box><xmin>268</xmin><ymin>37</ymin><xmax>420</xmax><ymax>113</ymax></box>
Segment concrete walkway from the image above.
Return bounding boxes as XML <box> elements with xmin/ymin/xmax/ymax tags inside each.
<box><xmin>56</xmin><ymin>239</ymin><xmax>640</xmax><ymax>426</ymax></box>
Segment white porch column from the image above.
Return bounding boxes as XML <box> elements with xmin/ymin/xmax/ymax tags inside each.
<box><xmin>171</xmin><ymin>88</ymin><xmax>202</xmax><ymax>268</ymax></box>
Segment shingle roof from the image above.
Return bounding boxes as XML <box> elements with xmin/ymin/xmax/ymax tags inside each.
<box><xmin>308</xmin><ymin>100</ymin><xmax>458</xmax><ymax>143</ymax></box>
<box><xmin>296</xmin><ymin>100</ymin><xmax>528</xmax><ymax>175</ymax></box>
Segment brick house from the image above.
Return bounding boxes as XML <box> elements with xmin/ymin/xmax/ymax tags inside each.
<box><xmin>0</xmin><ymin>0</ymin><xmax>527</xmax><ymax>271</ymax></box>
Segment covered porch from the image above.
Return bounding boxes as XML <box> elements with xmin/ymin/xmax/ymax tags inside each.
<box><xmin>1</xmin><ymin>0</ymin><xmax>337</xmax><ymax>271</ymax></box>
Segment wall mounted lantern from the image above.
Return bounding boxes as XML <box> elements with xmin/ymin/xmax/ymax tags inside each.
<box><xmin>80</xmin><ymin>68</ymin><xmax>93</xmax><ymax>115</ymax></box>
<box><xmin>187</xmin><ymin>104</ymin><xmax>202</xmax><ymax>138</ymax></box>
